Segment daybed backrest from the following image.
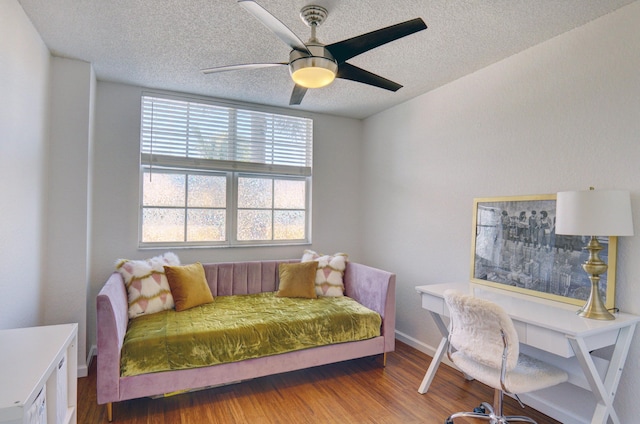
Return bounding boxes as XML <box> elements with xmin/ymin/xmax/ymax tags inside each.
<box><xmin>202</xmin><ymin>260</ymin><xmax>298</xmax><ymax>296</ymax></box>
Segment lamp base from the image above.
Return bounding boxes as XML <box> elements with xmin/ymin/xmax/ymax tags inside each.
<box><xmin>577</xmin><ymin>278</ymin><xmax>615</xmax><ymax>320</ymax></box>
<box><xmin>578</xmin><ymin>236</ymin><xmax>615</xmax><ymax>320</ymax></box>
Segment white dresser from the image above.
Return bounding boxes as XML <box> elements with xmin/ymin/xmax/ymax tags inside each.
<box><xmin>0</xmin><ymin>324</ymin><xmax>78</xmax><ymax>424</ymax></box>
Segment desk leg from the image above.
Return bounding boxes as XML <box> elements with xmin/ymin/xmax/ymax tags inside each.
<box><xmin>568</xmin><ymin>323</ymin><xmax>636</xmax><ymax>424</ymax></box>
<box><xmin>418</xmin><ymin>311</ymin><xmax>449</xmax><ymax>394</ymax></box>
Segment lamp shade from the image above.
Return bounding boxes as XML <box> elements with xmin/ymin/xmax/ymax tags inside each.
<box><xmin>555</xmin><ymin>190</ymin><xmax>634</xmax><ymax>236</ymax></box>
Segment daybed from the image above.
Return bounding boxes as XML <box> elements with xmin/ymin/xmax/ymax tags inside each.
<box><xmin>96</xmin><ymin>257</ymin><xmax>396</xmax><ymax>421</ymax></box>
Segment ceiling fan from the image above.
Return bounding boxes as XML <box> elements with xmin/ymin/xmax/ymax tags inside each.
<box><xmin>201</xmin><ymin>0</ymin><xmax>427</xmax><ymax>105</ymax></box>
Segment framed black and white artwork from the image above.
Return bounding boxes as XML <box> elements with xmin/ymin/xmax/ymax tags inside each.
<box><xmin>470</xmin><ymin>194</ymin><xmax>617</xmax><ymax>309</ymax></box>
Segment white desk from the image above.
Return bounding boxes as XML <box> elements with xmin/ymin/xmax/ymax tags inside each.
<box><xmin>416</xmin><ymin>282</ymin><xmax>640</xmax><ymax>424</ymax></box>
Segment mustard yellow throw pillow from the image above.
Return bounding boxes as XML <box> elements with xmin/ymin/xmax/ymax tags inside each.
<box><xmin>276</xmin><ymin>262</ymin><xmax>318</xmax><ymax>299</ymax></box>
<box><xmin>164</xmin><ymin>262</ymin><xmax>214</xmax><ymax>311</ymax></box>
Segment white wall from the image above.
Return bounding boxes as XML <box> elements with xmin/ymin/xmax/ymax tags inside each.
<box><xmin>88</xmin><ymin>82</ymin><xmax>364</xmax><ymax>349</ymax></box>
<box><xmin>362</xmin><ymin>1</ymin><xmax>640</xmax><ymax>421</ymax></box>
<box><xmin>44</xmin><ymin>57</ymin><xmax>96</xmax><ymax>376</ymax></box>
<box><xmin>0</xmin><ymin>0</ymin><xmax>50</xmax><ymax>329</ymax></box>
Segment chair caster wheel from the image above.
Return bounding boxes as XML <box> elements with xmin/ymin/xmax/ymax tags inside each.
<box><xmin>473</xmin><ymin>405</ymin><xmax>486</xmax><ymax>414</ymax></box>
<box><xmin>444</xmin><ymin>419</ymin><xmax>454</xmax><ymax>424</ymax></box>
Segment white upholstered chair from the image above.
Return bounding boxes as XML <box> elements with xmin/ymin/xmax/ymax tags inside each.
<box><xmin>443</xmin><ymin>289</ymin><xmax>568</xmax><ymax>424</ymax></box>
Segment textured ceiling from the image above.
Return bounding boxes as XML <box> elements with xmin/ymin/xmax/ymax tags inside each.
<box><xmin>17</xmin><ymin>0</ymin><xmax>636</xmax><ymax>119</ymax></box>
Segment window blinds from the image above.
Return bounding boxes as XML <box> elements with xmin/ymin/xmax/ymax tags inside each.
<box><xmin>141</xmin><ymin>95</ymin><xmax>313</xmax><ymax>176</ymax></box>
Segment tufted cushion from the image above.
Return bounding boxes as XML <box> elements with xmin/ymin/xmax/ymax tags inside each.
<box><xmin>115</xmin><ymin>252</ymin><xmax>180</xmax><ymax>319</ymax></box>
<box><xmin>301</xmin><ymin>250</ymin><xmax>348</xmax><ymax>297</ymax></box>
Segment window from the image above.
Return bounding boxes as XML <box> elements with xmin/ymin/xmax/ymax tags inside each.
<box><xmin>139</xmin><ymin>95</ymin><xmax>312</xmax><ymax>247</ymax></box>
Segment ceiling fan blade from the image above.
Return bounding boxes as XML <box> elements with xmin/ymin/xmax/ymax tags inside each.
<box><xmin>326</xmin><ymin>18</ymin><xmax>427</xmax><ymax>64</ymax></box>
<box><xmin>336</xmin><ymin>63</ymin><xmax>402</xmax><ymax>92</ymax></box>
<box><xmin>289</xmin><ymin>84</ymin><xmax>308</xmax><ymax>105</ymax></box>
<box><xmin>201</xmin><ymin>63</ymin><xmax>286</xmax><ymax>74</ymax></box>
<box><xmin>238</xmin><ymin>0</ymin><xmax>310</xmax><ymax>55</ymax></box>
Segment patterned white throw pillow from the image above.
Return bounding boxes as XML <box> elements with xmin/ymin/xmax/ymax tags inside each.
<box><xmin>115</xmin><ymin>252</ymin><xmax>180</xmax><ymax>319</ymax></box>
<box><xmin>301</xmin><ymin>250</ymin><xmax>348</xmax><ymax>297</ymax></box>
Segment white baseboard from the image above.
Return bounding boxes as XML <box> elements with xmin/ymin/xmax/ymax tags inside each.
<box><xmin>88</xmin><ymin>344</ymin><xmax>97</xmax><ymax>362</ymax></box>
<box><xmin>78</xmin><ymin>365</ymin><xmax>88</xmax><ymax>378</ymax></box>
<box><xmin>78</xmin><ymin>344</ymin><xmax>97</xmax><ymax>378</ymax></box>
<box><xmin>395</xmin><ymin>330</ymin><xmax>435</xmax><ymax>355</ymax></box>
<box><xmin>394</xmin><ymin>330</ymin><xmax>456</xmax><ymax>369</ymax></box>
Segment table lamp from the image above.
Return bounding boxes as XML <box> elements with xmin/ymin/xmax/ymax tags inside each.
<box><xmin>555</xmin><ymin>188</ymin><xmax>634</xmax><ymax>320</ymax></box>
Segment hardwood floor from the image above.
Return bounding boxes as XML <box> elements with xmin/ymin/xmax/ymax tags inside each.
<box><xmin>78</xmin><ymin>341</ymin><xmax>560</xmax><ymax>423</ymax></box>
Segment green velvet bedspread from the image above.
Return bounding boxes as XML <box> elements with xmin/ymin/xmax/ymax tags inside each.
<box><xmin>120</xmin><ymin>292</ymin><xmax>381</xmax><ymax>377</ymax></box>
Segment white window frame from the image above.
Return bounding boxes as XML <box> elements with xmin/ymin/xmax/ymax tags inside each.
<box><xmin>138</xmin><ymin>93</ymin><xmax>313</xmax><ymax>248</ymax></box>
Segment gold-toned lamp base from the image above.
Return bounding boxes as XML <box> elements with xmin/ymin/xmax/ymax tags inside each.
<box><xmin>578</xmin><ymin>236</ymin><xmax>615</xmax><ymax>320</ymax></box>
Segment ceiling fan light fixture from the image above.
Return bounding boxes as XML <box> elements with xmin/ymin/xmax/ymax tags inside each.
<box><xmin>205</xmin><ymin>1</ymin><xmax>427</xmax><ymax>104</ymax></box>
<box><xmin>290</xmin><ymin>56</ymin><xmax>337</xmax><ymax>88</ymax></box>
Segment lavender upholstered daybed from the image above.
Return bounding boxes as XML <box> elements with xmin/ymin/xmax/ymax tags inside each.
<box><xmin>96</xmin><ymin>259</ymin><xmax>396</xmax><ymax>421</ymax></box>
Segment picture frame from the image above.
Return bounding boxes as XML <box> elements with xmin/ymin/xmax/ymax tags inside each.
<box><xmin>470</xmin><ymin>194</ymin><xmax>617</xmax><ymax>308</ymax></box>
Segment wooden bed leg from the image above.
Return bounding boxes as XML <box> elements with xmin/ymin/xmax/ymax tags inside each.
<box><xmin>383</xmin><ymin>352</ymin><xmax>387</xmax><ymax>367</ymax></box>
<box><xmin>107</xmin><ymin>402</ymin><xmax>113</xmax><ymax>422</ymax></box>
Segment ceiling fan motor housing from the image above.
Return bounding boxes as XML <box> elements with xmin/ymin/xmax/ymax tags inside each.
<box><xmin>289</xmin><ymin>44</ymin><xmax>338</xmax><ymax>88</ymax></box>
